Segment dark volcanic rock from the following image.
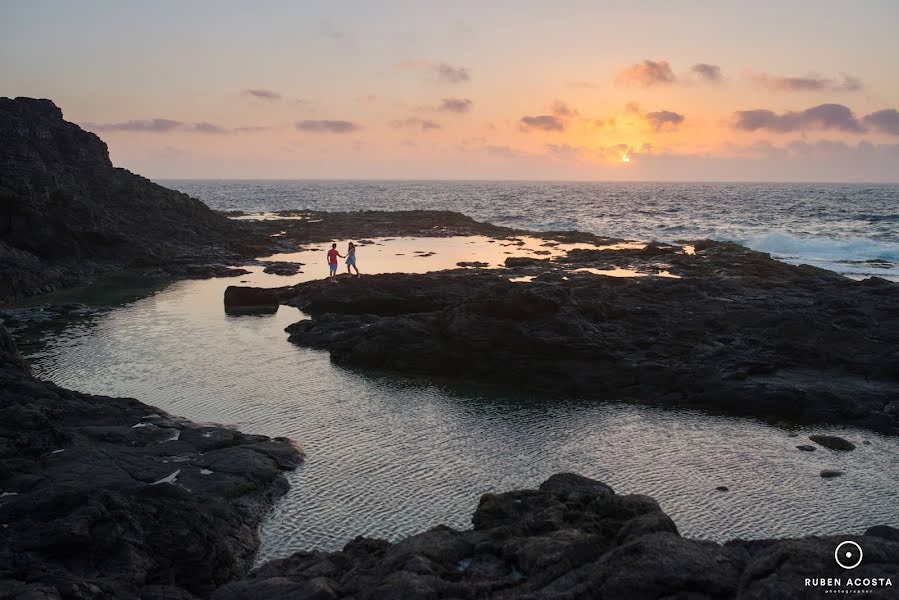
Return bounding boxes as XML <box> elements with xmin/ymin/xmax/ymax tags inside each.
<box><xmin>281</xmin><ymin>245</ymin><xmax>899</xmax><ymax>434</ymax></box>
<box><xmin>0</xmin><ymin>97</ymin><xmax>266</xmax><ymax>303</ymax></box>
<box><xmin>224</xmin><ymin>285</ymin><xmax>288</xmax><ymax>312</ymax></box>
<box><xmin>820</xmin><ymin>469</ymin><xmax>845</xmax><ymax>478</ymax></box>
<box><xmin>262</xmin><ymin>261</ymin><xmax>303</xmax><ymax>276</ymax></box>
<box><xmin>0</xmin><ymin>323</ymin><xmax>303</xmax><ymax>598</ymax></box>
<box><xmin>215</xmin><ymin>473</ymin><xmax>899</xmax><ymax>599</ymax></box>
<box><xmin>809</xmin><ymin>434</ymin><xmax>856</xmax><ymax>451</ymax></box>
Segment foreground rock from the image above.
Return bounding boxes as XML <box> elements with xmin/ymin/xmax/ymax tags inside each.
<box><xmin>215</xmin><ymin>473</ymin><xmax>899</xmax><ymax>599</ymax></box>
<box><xmin>0</xmin><ymin>323</ymin><xmax>303</xmax><ymax>598</ymax></box>
<box><xmin>0</xmin><ymin>97</ymin><xmax>268</xmax><ymax>303</ymax></box>
<box><xmin>280</xmin><ymin>241</ymin><xmax>899</xmax><ymax>434</ymax></box>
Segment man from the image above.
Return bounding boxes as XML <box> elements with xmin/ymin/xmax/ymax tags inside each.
<box><xmin>327</xmin><ymin>243</ymin><xmax>343</xmax><ymax>282</ymax></box>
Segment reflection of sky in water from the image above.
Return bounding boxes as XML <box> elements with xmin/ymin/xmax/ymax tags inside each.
<box><xmin>24</xmin><ymin>236</ymin><xmax>899</xmax><ymax>564</ymax></box>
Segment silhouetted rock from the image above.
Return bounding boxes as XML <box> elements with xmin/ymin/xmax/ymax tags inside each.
<box><xmin>0</xmin><ymin>97</ymin><xmax>265</xmax><ymax>303</ymax></box>
<box><xmin>0</xmin><ymin>323</ymin><xmax>303</xmax><ymax>598</ymax></box>
<box><xmin>820</xmin><ymin>469</ymin><xmax>845</xmax><ymax>478</ymax></box>
<box><xmin>214</xmin><ymin>473</ymin><xmax>899</xmax><ymax>599</ymax></box>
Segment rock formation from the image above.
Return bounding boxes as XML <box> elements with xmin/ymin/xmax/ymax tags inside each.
<box><xmin>0</xmin><ymin>322</ymin><xmax>303</xmax><ymax>598</ymax></box>
<box><xmin>213</xmin><ymin>473</ymin><xmax>899</xmax><ymax>599</ymax></box>
<box><xmin>0</xmin><ymin>97</ymin><xmax>265</xmax><ymax>303</ymax></box>
<box><xmin>279</xmin><ymin>241</ymin><xmax>899</xmax><ymax>434</ymax></box>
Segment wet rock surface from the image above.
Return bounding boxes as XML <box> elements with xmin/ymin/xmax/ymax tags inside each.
<box><xmin>0</xmin><ymin>323</ymin><xmax>303</xmax><ymax>598</ymax></box>
<box><xmin>280</xmin><ymin>241</ymin><xmax>899</xmax><ymax>434</ymax></box>
<box><xmin>0</xmin><ymin>97</ymin><xmax>268</xmax><ymax>303</ymax></box>
<box><xmin>213</xmin><ymin>473</ymin><xmax>899</xmax><ymax>599</ymax></box>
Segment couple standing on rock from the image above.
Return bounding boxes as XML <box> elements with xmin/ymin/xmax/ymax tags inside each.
<box><xmin>327</xmin><ymin>242</ymin><xmax>361</xmax><ymax>282</ymax></box>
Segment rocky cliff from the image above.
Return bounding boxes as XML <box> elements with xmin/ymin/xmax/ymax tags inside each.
<box><xmin>0</xmin><ymin>97</ymin><xmax>260</xmax><ymax>303</ymax></box>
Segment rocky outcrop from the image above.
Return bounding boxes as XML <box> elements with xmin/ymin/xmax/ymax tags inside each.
<box><xmin>0</xmin><ymin>97</ymin><xmax>266</xmax><ymax>303</ymax></box>
<box><xmin>281</xmin><ymin>241</ymin><xmax>899</xmax><ymax>434</ymax></box>
<box><xmin>0</xmin><ymin>322</ymin><xmax>303</xmax><ymax>598</ymax></box>
<box><xmin>213</xmin><ymin>473</ymin><xmax>899</xmax><ymax>599</ymax></box>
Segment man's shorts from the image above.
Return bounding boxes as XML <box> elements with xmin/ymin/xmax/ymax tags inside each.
<box><xmin>329</xmin><ymin>263</ymin><xmax>338</xmax><ymax>273</ymax></box>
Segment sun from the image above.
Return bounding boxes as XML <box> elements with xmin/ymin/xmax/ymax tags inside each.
<box><xmin>621</xmin><ymin>153</ymin><xmax>631</xmax><ymax>163</ymax></box>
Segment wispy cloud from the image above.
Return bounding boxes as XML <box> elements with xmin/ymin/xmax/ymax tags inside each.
<box><xmin>396</xmin><ymin>60</ymin><xmax>471</xmax><ymax>83</ymax></box>
<box><xmin>616</xmin><ymin>59</ymin><xmax>676</xmax><ymax>87</ymax></box>
<box><xmin>390</xmin><ymin>117</ymin><xmax>441</xmax><ymax>131</ymax></box>
<box><xmin>734</xmin><ymin>104</ymin><xmax>865</xmax><ymax>133</ymax></box>
<box><xmin>83</xmin><ymin>118</ymin><xmax>182</xmax><ymax>133</ymax></box>
<box><xmin>751</xmin><ymin>72</ymin><xmax>862</xmax><ymax>92</ymax></box>
<box><xmin>691</xmin><ymin>63</ymin><xmax>723</xmax><ymax>83</ymax></box>
<box><xmin>434</xmin><ymin>62</ymin><xmax>471</xmax><ymax>83</ymax></box>
<box><xmin>243</xmin><ymin>88</ymin><xmax>282</xmax><ymax>101</ymax></box>
<box><xmin>438</xmin><ymin>98</ymin><xmax>473</xmax><ymax>113</ymax></box>
<box><xmin>551</xmin><ymin>100</ymin><xmax>578</xmax><ymax>117</ymax></box>
<box><xmin>485</xmin><ymin>145</ymin><xmax>524</xmax><ymax>158</ymax></box>
<box><xmin>645</xmin><ymin>110</ymin><xmax>685</xmax><ymax>131</ymax></box>
<box><xmin>296</xmin><ymin>119</ymin><xmax>361</xmax><ymax>133</ymax></box>
<box><xmin>863</xmin><ymin>109</ymin><xmax>899</xmax><ymax>135</ymax></box>
<box><xmin>191</xmin><ymin>122</ymin><xmax>229</xmax><ymax>134</ymax></box>
<box><xmin>520</xmin><ymin>115</ymin><xmax>565</xmax><ymax>132</ymax></box>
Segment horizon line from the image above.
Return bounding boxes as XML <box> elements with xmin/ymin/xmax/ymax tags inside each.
<box><xmin>152</xmin><ymin>177</ymin><xmax>899</xmax><ymax>185</ymax></box>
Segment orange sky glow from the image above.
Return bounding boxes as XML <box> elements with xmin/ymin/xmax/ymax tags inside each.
<box><xmin>2</xmin><ymin>1</ymin><xmax>898</xmax><ymax>181</ymax></box>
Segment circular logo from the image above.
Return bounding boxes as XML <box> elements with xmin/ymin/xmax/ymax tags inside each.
<box><xmin>834</xmin><ymin>541</ymin><xmax>863</xmax><ymax>570</ymax></box>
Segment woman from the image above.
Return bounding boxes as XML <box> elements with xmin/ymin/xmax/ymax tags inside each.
<box><xmin>345</xmin><ymin>242</ymin><xmax>361</xmax><ymax>277</ymax></box>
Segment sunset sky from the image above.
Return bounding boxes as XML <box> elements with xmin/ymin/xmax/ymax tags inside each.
<box><xmin>3</xmin><ymin>0</ymin><xmax>899</xmax><ymax>181</ymax></box>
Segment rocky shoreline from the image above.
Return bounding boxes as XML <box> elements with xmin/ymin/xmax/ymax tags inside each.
<box><xmin>215</xmin><ymin>473</ymin><xmax>899</xmax><ymax>599</ymax></box>
<box><xmin>0</xmin><ymin>323</ymin><xmax>303</xmax><ymax>598</ymax></box>
<box><xmin>246</xmin><ymin>238</ymin><xmax>899</xmax><ymax>435</ymax></box>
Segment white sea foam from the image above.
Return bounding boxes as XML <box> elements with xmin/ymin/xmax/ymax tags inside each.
<box><xmin>744</xmin><ymin>231</ymin><xmax>899</xmax><ymax>263</ymax></box>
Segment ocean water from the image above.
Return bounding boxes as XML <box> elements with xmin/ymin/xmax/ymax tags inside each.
<box><xmin>160</xmin><ymin>180</ymin><xmax>899</xmax><ymax>281</ymax></box>
<box><xmin>23</xmin><ymin>236</ymin><xmax>899</xmax><ymax>564</ymax></box>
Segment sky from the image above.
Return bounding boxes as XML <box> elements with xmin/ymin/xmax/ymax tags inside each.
<box><xmin>2</xmin><ymin>0</ymin><xmax>899</xmax><ymax>181</ymax></box>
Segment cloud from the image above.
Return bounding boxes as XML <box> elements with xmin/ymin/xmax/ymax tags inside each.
<box><xmin>83</xmin><ymin>118</ymin><xmax>182</xmax><ymax>133</ymax></box>
<box><xmin>691</xmin><ymin>63</ymin><xmax>723</xmax><ymax>83</ymax></box>
<box><xmin>551</xmin><ymin>100</ymin><xmax>578</xmax><ymax>117</ymax></box>
<box><xmin>243</xmin><ymin>89</ymin><xmax>282</xmax><ymax>101</ymax></box>
<box><xmin>439</xmin><ymin>98</ymin><xmax>473</xmax><ymax>113</ymax></box>
<box><xmin>751</xmin><ymin>72</ymin><xmax>862</xmax><ymax>92</ymax></box>
<box><xmin>616</xmin><ymin>60</ymin><xmax>676</xmax><ymax>87</ymax></box>
<box><xmin>296</xmin><ymin>120</ymin><xmax>361</xmax><ymax>133</ymax></box>
<box><xmin>863</xmin><ymin>109</ymin><xmax>899</xmax><ymax>135</ymax></box>
<box><xmin>733</xmin><ymin>104</ymin><xmax>864</xmax><ymax>133</ymax></box>
<box><xmin>520</xmin><ymin>115</ymin><xmax>565</xmax><ymax>132</ymax></box>
<box><xmin>191</xmin><ymin>122</ymin><xmax>229</xmax><ymax>134</ymax></box>
<box><xmin>434</xmin><ymin>62</ymin><xmax>471</xmax><ymax>83</ymax></box>
<box><xmin>645</xmin><ymin>110</ymin><xmax>685</xmax><ymax>131</ymax></box>
<box><xmin>485</xmin><ymin>145</ymin><xmax>524</xmax><ymax>159</ymax></box>
<box><xmin>390</xmin><ymin>117</ymin><xmax>441</xmax><ymax>131</ymax></box>
<box><xmin>545</xmin><ymin>143</ymin><xmax>583</xmax><ymax>161</ymax></box>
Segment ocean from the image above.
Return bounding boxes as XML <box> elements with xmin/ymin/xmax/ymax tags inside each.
<box><xmin>160</xmin><ymin>180</ymin><xmax>899</xmax><ymax>281</ymax></box>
